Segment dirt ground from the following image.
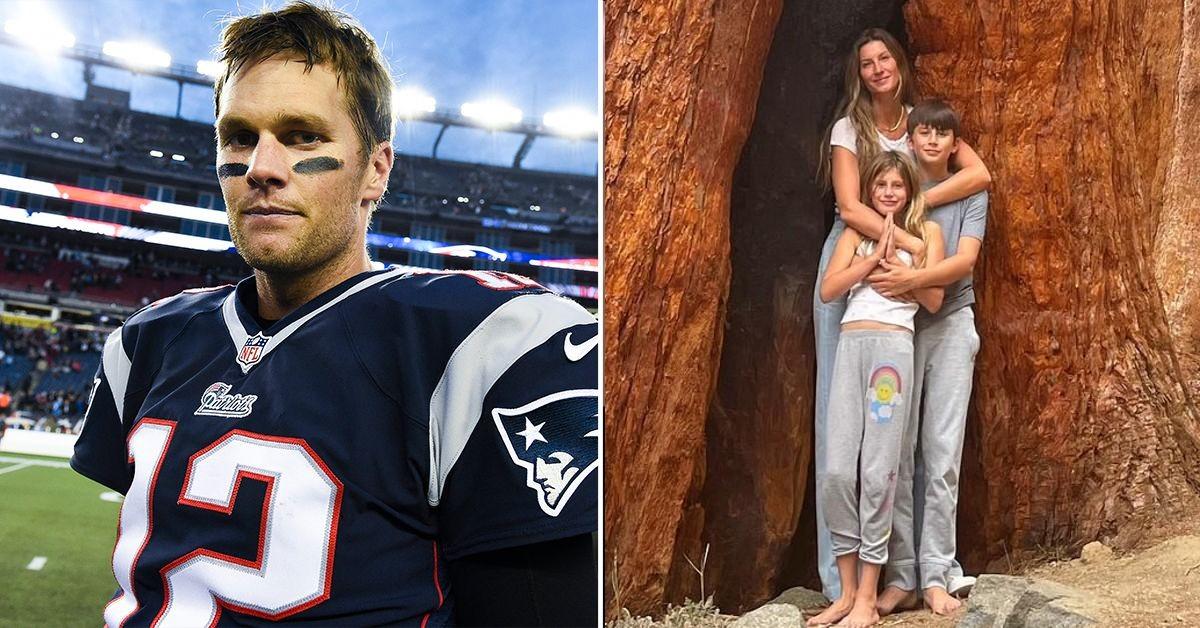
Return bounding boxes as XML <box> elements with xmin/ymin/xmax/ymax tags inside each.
<box><xmin>822</xmin><ymin>508</ymin><xmax>1200</xmax><ymax>627</ymax></box>
<box><xmin>614</xmin><ymin>510</ymin><xmax>1200</xmax><ymax>627</ymax></box>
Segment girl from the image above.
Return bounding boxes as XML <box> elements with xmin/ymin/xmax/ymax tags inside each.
<box><xmin>811</xmin><ymin>27</ymin><xmax>990</xmax><ymax>605</ymax></box>
<box><xmin>807</xmin><ymin>151</ymin><xmax>944</xmax><ymax>628</ymax></box>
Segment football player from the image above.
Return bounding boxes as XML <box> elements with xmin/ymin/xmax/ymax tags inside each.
<box><xmin>70</xmin><ymin>2</ymin><xmax>598</xmax><ymax>626</ymax></box>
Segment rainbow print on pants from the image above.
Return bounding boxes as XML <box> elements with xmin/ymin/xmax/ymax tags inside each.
<box><xmin>867</xmin><ymin>364</ymin><xmax>903</xmax><ymax>424</ymax></box>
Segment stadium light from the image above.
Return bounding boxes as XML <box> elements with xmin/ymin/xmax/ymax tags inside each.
<box><xmin>72</xmin><ymin>136</ymin><xmax>84</xmax><ymax>144</ymax></box>
<box><xmin>543</xmin><ymin>108</ymin><xmax>598</xmax><ymax>137</ymax></box>
<box><xmin>102</xmin><ymin>40</ymin><xmax>171</xmax><ymax>69</ymax></box>
<box><xmin>148</xmin><ymin>149</ymin><xmax>163</xmax><ymax>158</ymax></box>
<box><xmin>171</xmin><ymin>154</ymin><xmax>185</xmax><ymax>162</ymax></box>
<box><xmin>196</xmin><ymin>60</ymin><xmax>224</xmax><ymax>78</ymax></box>
<box><xmin>3</xmin><ymin>16</ymin><xmax>75</xmax><ymax>53</ymax></box>
<box><xmin>392</xmin><ymin>86</ymin><xmax>436</xmax><ymax>117</ymax></box>
<box><xmin>461</xmin><ymin>99</ymin><xmax>523</xmax><ymax>128</ymax></box>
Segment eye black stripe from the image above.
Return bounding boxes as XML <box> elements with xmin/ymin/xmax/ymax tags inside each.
<box><xmin>217</xmin><ymin>163</ymin><xmax>249</xmax><ymax>178</ymax></box>
<box><xmin>292</xmin><ymin>157</ymin><xmax>343</xmax><ymax>174</ymax></box>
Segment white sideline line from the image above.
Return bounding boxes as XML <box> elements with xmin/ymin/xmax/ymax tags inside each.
<box><xmin>26</xmin><ymin>556</ymin><xmax>47</xmax><ymax>571</ymax></box>
<box><xmin>0</xmin><ymin>462</ymin><xmax>31</xmax><ymax>475</ymax></box>
<box><xmin>0</xmin><ymin>455</ymin><xmax>71</xmax><ymax>469</ymax></box>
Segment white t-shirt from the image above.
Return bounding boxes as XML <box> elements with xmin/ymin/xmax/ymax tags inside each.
<box><xmin>830</xmin><ymin>111</ymin><xmax>915</xmax><ymax>217</ymax></box>
<box><xmin>829</xmin><ymin>113</ymin><xmax>914</xmax><ymax>159</ymax></box>
<box><xmin>841</xmin><ymin>240</ymin><xmax>918</xmax><ymax>331</ymax></box>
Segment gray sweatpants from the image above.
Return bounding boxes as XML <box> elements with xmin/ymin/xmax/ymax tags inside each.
<box><xmin>885</xmin><ymin>307</ymin><xmax>979</xmax><ymax>591</ymax></box>
<box><xmin>822</xmin><ymin>329</ymin><xmax>913</xmax><ymax>565</ymax></box>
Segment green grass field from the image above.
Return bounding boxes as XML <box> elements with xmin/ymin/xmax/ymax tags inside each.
<box><xmin>0</xmin><ymin>452</ymin><xmax>123</xmax><ymax>627</ymax></box>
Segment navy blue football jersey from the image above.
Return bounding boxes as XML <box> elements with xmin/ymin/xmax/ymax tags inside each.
<box><xmin>71</xmin><ymin>268</ymin><xmax>598</xmax><ymax>627</ymax></box>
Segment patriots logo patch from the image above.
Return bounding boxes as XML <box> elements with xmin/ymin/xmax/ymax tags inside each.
<box><xmin>492</xmin><ymin>389</ymin><xmax>598</xmax><ymax>517</ymax></box>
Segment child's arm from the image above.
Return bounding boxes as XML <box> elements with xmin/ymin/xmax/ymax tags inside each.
<box><xmin>907</xmin><ymin>223</ymin><xmax>944</xmax><ymax>313</ymax></box>
<box><xmin>819</xmin><ymin>225</ymin><xmax>885</xmax><ymax>303</ymax></box>
<box><xmin>831</xmin><ymin>147</ymin><xmax>925</xmax><ymax>256</ymax></box>
<box><xmin>872</xmin><ymin>236</ymin><xmax>979</xmax><ymax>296</ymax></box>
<box><xmin>924</xmin><ymin>140</ymin><xmax>991</xmax><ymax>207</ymax></box>
<box><xmin>871</xmin><ymin>192</ymin><xmax>988</xmax><ymax>296</ymax></box>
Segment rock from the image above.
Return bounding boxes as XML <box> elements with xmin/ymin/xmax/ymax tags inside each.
<box><xmin>602</xmin><ymin>0</ymin><xmax>784</xmax><ymax>618</ymax></box>
<box><xmin>958</xmin><ymin>574</ymin><xmax>1104</xmax><ymax>627</ymax></box>
<box><xmin>763</xmin><ymin>586</ymin><xmax>828</xmax><ymax>611</ymax></box>
<box><xmin>1079</xmin><ymin>541</ymin><xmax>1113</xmax><ymax>564</ymax></box>
<box><xmin>730</xmin><ymin>603</ymin><xmax>804</xmax><ymax>628</ymax></box>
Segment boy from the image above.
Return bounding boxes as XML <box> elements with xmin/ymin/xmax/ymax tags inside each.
<box><xmin>867</xmin><ymin>100</ymin><xmax>988</xmax><ymax>616</ymax></box>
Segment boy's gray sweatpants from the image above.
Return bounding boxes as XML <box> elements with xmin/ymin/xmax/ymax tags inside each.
<box><xmin>822</xmin><ymin>329</ymin><xmax>913</xmax><ymax>566</ymax></box>
<box><xmin>885</xmin><ymin>307</ymin><xmax>979</xmax><ymax>591</ymax></box>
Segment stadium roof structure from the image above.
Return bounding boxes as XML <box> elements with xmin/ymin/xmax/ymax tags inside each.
<box><xmin>0</xmin><ymin>32</ymin><xmax>598</xmax><ymax>170</ymax></box>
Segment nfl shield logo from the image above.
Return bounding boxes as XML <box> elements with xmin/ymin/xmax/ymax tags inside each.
<box><xmin>237</xmin><ymin>333</ymin><xmax>269</xmax><ymax>369</ymax></box>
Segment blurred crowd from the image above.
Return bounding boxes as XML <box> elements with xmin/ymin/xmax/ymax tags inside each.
<box><xmin>1</xmin><ymin>322</ymin><xmax>106</xmax><ymax>433</ymax></box>
<box><xmin>0</xmin><ymin>229</ymin><xmax>244</xmax><ymax>308</ymax></box>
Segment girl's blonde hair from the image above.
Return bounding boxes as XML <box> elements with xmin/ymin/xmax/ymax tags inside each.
<box><xmin>817</xmin><ymin>28</ymin><xmax>918</xmax><ymax>190</ymax></box>
<box><xmin>861</xmin><ymin>151</ymin><xmax>931</xmax><ymax>264</ymax></box>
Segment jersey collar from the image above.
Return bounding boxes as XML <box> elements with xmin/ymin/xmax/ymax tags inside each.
<box><xmin>221</xmin><ymin>267</ymin><xmax>406</xmax><ymax>373</ymax></box>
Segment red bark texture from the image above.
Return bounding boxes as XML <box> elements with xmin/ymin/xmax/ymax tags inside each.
<box><xmin>1156</xmin><ymin>0</ymin><xmax>1200</xmax><ymax>394</ymax></box>
<box><xmin>903</xmin><ymin>0</ymin><xmax>1200</xmax><ymax>568</ymax></box>
<box><xmin>602</xmin><ymin>0</ymin><xmax>783</xmax><ymax>619</ymax></box>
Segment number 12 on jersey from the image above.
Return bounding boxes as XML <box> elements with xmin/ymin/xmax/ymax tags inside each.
<box><xmin>107</xmin><ymin>419</ymin><xmax>343</xmax><ymax>627</ymax></box>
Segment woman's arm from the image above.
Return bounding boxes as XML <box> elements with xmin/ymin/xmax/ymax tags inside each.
<box><xmin>820</xmin><ymin>225</ymin><xmax>884</xmax><ymax>303</ymax></box>
<box><xmin>833</xmin><ymin>147</ymin><xmax>925</xmax><ymax>255</ymax></box>
<box><xmin>924</xmin><ymin>140</ymin><xmax>992</xmax><ymax>208</ymax></box>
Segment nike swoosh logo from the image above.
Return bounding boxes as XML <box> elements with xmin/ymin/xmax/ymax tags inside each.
<box><xmin>564</xmin><ymin>332</ymin><xmax>599</xmax><ymax>362</ymax></box>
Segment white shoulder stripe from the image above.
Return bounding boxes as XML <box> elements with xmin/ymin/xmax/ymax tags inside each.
<box><xmin>102</xmin><ymin>328</ymin><xmax>132</xmax><ymax>419</ymax></box>
<box><xmin>221</xmin><ymin>292</ymin><xmax>249</xmax><ymax>357</ymax></box>
<box><xmin>427</xmin><ymin>292</ymin><xmax>596</xmax><ymax>506</ymax></box>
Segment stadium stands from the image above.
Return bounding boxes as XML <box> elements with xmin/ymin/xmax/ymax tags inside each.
<box><xmin>0</xmin><ymin>80</ymin><xmax>597</xmax><ymax>304</ymax></box>
<box><xmin>0</xmin><ymin>322</ymin><xmax>105</xmax><ymax>431</ymax></box>
<box><xmin>0</xmin><ymin>225</ymin><xmax>246</xmax><ymax>308</ymax></box>
<box><xmin>0</xmin><ymin>82</ymin><xmax>597</xmax><ymax>226</ymax></box>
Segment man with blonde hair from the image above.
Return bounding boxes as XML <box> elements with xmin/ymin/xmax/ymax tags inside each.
<box><xmin>72</xmin><ymin>3</ymin><xmax>597</xmax><ymax>625</ymax></box>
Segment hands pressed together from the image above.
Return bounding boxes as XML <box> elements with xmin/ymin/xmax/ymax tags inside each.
<box><xmin>869</xmin><ymin>214</ymin><xmax>919</xmax><ymax>302</ymax></box>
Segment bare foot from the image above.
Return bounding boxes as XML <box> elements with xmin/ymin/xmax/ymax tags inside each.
<box><xmin>836</xmin><ymin>597</ymin><xmax>880</xmax><ymax>627</ymax></box>
<box><xmin>923</xmin><ymin>586</ymin><xmax>963</xmax><ymax>615</ymax></box>
<box><xmin>807</xmin><ymin>595</ymin><xmax>855</xmax><ymax>626</ymax></box>
<box><xmin>875</xmin><ymin>585</ymin><xmax>919</xmax><ymax>615</ymax></box>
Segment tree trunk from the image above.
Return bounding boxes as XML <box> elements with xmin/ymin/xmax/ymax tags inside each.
<box><xmin>602</xmin><ymin>0</ymin><xmax>782</xmax><ymax>618</ymax></box>
<box><xmin>1155</xmin><ymin>0</ymin><xmax>1200</xmax><ymax>396</ymax></box>
<box><xmin>904</xmin><ymin>0</ymin><xmax>1200</xmax><ymax>568</ymax></box>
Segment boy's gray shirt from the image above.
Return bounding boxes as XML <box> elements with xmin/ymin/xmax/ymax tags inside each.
<box><xmin>917</xmin><ymin>180</ymin><xmax>988</xmax><ymax>324</ymax></box>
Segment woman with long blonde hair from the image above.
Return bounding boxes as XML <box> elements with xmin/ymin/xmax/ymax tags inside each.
<box><xmin>810</xmin><ymin>151</ymin><xmax>944</xmax><ymax>628</ymax></box>
<box><xmin>810</xmin><ymin>27</ymin><xmax>990</xmax><ymax>606</ymax></box>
